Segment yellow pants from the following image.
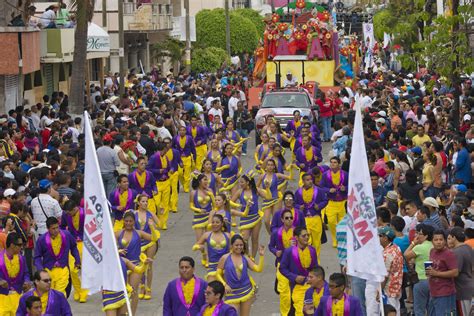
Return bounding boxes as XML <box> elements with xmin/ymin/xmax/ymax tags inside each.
<box><xmin>148</xmin><ymin>197</ymin><xmax>157</xmax><ymax>215</ymax></box>
<box><xmin>113</xmin><ymin>219</ymin><xmax>124</xmax><ymax>232</ymax></box>
<box><xmin>195</xmin><ymin>144</ymin><xmax>207</xmax><ymax>171</ymax></box>
<box><xmin>178</xmin><ymin>155</ymin><xmax>193</xmax><ymax>193</ymax></box>
<box><xmin>169</xmin><ymin>171</ymin><xmax>179</xmax><ymax>212</ymax></box>
<box><xmin>291</xmin><ymin>283</ymin><xmax>310</xmax><ymax>316</ymax></box>
<box><xmin>155</xmin><ymin>179</ymin><xmax>171</xmax><ymax>229</ymax></box>
<box><xmin>0</xmin><ymin>292</ymin><xmax>20</xmax><ymax>315</ymax></box>
<box><xmin>305</xmin><ymin>216</ymin><xmax>322</xmax><ymax>260</ymax></box>
<box><xmin>47</xmin><ymin>266</ymin><xmax>69</xmax><ymax>296</ymax></box>
<box><xmin>277</xmin><ymin>264</ymin><xmax>291</xmax><ymax>316</ymax></box>
<box><xmin>69</xmin><ymin>241</ymin><xmax>88</xmax><ymax>299</ymax></box>
<box><xmin>325</xmin><ymin>200</ymin><xmax>346</xmax><ymax>247</ymax></box>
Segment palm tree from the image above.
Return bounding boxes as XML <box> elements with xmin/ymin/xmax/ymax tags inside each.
<box><xmin>70</xmin><ymin>0</ymin><xmax>95</xmax><ymax>115</ymax></box>
<box><xmin>151</xmin><ymin>37</ymin><xmax>185</xmax><ymax>76</ymax></box>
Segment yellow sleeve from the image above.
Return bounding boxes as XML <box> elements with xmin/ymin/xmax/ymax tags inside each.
<box><xmin>251</xmin><ymin>255</ymin><xmax>264</xmax><ymax>273</ymax></box>
<box><xmin>150</xmin><ymin>225</ymin><xmax>160</xmax><ymax>242</ymax></box>
<box><xmin>216</xmin><ymin>165</ymin><xmax>230</xmax><ymax>172</ymax></box>
<box><xmin>216</xmin><ymin>268</ymin><xmax>227</xmax><ymax>287</ymax></box>
<box><xmin>229</xmin><ymin>200</ymin><xmax>242</xmax><ymax>209</ymax></box>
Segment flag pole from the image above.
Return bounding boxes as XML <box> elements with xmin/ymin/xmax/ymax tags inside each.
<box><xmin>83</xmin><ymin>111</ymin><xmax>133</xmax><ymax>316</ymax></box>
<box><xmin>379</xmin><ymin>282</ymin><xmax>385</xmax><ymax>316</ymax></box>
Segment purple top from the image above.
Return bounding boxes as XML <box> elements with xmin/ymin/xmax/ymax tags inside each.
<box><xmin>128</xmin><ymin>170</ymin><xmax>157</xmax><ymax>197</ymax></box>
<box><xmin>0</xmin><ymin>251</ymin><xmax>30</xmax><ymax>295</ymax></box>
<box><xmin>320</xmin><ymin>170</ymin><xmax>349</xmax><ymax>201</ymax></box>
<box><xmin>108</xmin><ymin>188</ymin><xmax>138</xmax><ymax>220</ymax></box>
<box><xmin>279</xmin><ymin>245</ymin><xmax>318</xmax><ymax>286</ymax></box>
<box><xmin>224</xmin><ymin>255</ymin><xmax>251</xmax><ymax>290</ymax></box>
<box><xmin>270</xmin><ymin>208</ymin><xmax>306</xmax><ymax>234</ymax></box>
<box><xmin>34</xmin><ymin>230</ymin><xmax>80</xmax><ymax>271</ymax></box>
<box><xmin>295</xmin><ymin>146</ymin><xmax>322</xmax><ymax>173</ymax></box>
<box><xmin>220</xmin><ymin>156</ymin><xmax>239</xmax><ymax>180</ymax></box>
<box><xmin>314</xmin><ymin>295</ymin><xmax>363</xmax><ymax>316</ymax></box>
<box><xmin>118</xmin><ymin>229</ymin><xmax>141</xmax><ymax>263</ymax></box>
<box><xmin>187</xmin><ymin>125</ymin><xmax>208</xmax><ymax>145</ymax></box>
<box><xmin>147</xmin><ymin>152</ymin><xmax>171</xmax><ymax>181</ymax></box>
<box><xmin>163</xmin><ymin>277</ymin><xmax>207</xmax><ymax>316</ymax></box>
<box><xmin>173</xmin><ymin>135</ymin><xmax>197</xmax><ymax>159</ymax></box>
<box><xmin>197</xmin><ymin>302</ymin><xmax>238</xmax><ymax>316</ymax></box>
<box><xmin>17</xmin><ymin>289</ymin><xmax>72</xmax><ymax>316</ymax></box>
<box><xmin>294</xmin><ymin>186</ymin><xmax>329</xmax><ymax>217</ymax></box>
<box><xmin>60</xmin><ymin>207</ymin><xmax>85</xmax><ymax>241</ymax></box>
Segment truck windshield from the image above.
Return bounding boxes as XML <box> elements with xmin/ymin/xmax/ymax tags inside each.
<box><xmin>261</xmin><ymin>93</ymin><xmax>310</xmax><ymax>108</ymax></box>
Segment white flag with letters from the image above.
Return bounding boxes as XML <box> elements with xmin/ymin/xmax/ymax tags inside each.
<box><xmin>346</xmin><ymin>104</ymin><xmax>387</xmax><ymax>282</ymax></box>
<box><xmin>81</xmin><ymin>112</ymin><xmax>129</xmax><ymax>295</ymax></box>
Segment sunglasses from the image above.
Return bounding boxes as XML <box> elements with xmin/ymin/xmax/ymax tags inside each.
<box><xmin>284</xmin><ymin>216</ymin><xmax>294</xmax><ymax>220</ymax></box>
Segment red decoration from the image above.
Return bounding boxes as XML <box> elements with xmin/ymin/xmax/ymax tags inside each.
<box><xmin>296</xmin><ymin>0</ymin><xmax>306</xmax><ymax>9</ymax></box>
<box><xmin>278</xmin><ymin>23</ymin><xmax>288</xmax><ymax>32</ymax></box>
<box><xmin>271</xmin><ymin>13</ymin><xmax>280</xmax><ymax>23</ymax></box>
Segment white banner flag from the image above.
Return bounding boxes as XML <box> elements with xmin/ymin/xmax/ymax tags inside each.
<box><xmin>383</xmin><ymin>32</ymin><xmax>391</xmax><ymax>49</ymax></box>
<box><xmin>81</xmin><ymin>112</ymin><xmax>130</xmax><ymax>296</ymax></box>
<box><xmin>346</xmin><ymin>104</ymin><xmax>387</xmax><ymax>282</ymax></box>
<box><xmin>363</xmin><ymin>23</ymin><xmax>375</xmax><ymax>49</ymax></box>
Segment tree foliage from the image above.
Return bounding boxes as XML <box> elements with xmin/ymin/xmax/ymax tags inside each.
<box><xmin>191</xmin><ymin>47</ymin><xmax>230</xmax><ymax>73</ymax></box>
<box><xmin>233</xmin><ymin>8</ymin><xmax>265</xmax><ymax>38</ymax></box>
<box><xmin>152</xmin><ymin>37</ymin><xmax>185</xmax><ymax>63</ymax></box>
<box><xmin>195</xmin><ymin>8</ymin><xmax>259</xmax><ymax>54</ymax></box>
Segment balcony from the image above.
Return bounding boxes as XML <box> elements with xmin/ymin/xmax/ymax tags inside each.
<box><xmin>0</xmin><ymin>27</ymin><xmax>40</xmax><ymax>75</ymax></box>
<box><xmin>123</xmin><ymin>2</ymin><xmax>173</xmax><ymax>32</ymax></box>
<box><xmin>40</xmin><ymin>28</ymin><xmax>75</xmax><ymax>63</ymax></box>
<box><xmin>233</xmin><ymin>0</ymin><xmax>251</xmax><ymax>8</ymax></box>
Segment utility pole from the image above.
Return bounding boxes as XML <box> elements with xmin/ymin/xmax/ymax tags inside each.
<box><xmin>102</xmin><ymin>0</ymin><xmax>107</xmax><ymax>27</ymax></box>
<box><xmin>184</xmin><ymin>0</ymin><xmax>191</xmax><ymax>73</ymax></box>
<box><xmin>225</xmin><ymin>0</ymin><xmax>231</xmax><ymax>56</ymax></box>
<box><xmin>118</xmin><ymin>0</ymin><xmax>125</xmax><ymax>95</ymax></box>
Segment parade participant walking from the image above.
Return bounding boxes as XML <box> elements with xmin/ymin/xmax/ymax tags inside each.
<box><xmin>201</xmin><ymin>158</ymin><xmax>222</xmax><ymax>196</ymax></box>
<box><xmin>163</xmin><ymin>256</ymin><xmax>207</xmax><ymax>316</ymax></box>
<box><xmin>303</xmin><ymin>266</ymin><xmax>330</xmax><ymax>315</ymax></box>
<box><xmin>264</xmin><ymin>143</ymin><xmax>291</xmax><ymax>191</ymax></box>
<box><xmin>164</xmin><ymin>137</ymin><xmax>183</xmax><ymax>213</ymax></box>
<box><xmin>61</xmin><ymin>200</ymin><xmax>88</xmax><ymax>303</ymax></box>
<box><xmin>109</xmin><ymin>174</ymin><xmax>137</xmax><ymax>231</ymax></box>
<box><xmin>173</xmin><ymin>125</ymin><xmax>196</xmax><ymax>193</ymax></box>
<box><xmin>216</xmin><ymin>235</ymin><xmax>265</xmax><ymax>316</ymax></box>
<box><xmin>207</xmin><ymin>138</ymin><xmax>222</xmax><ymax>172</ymax></box>
<box><xmin>320</xmin><ymin>157</ymin><xmax>348</xmax><ymax>247</ymax></box>
<box><xmin>295</xmin><ymin>135</ymin><xmax>322</xmax><ymax>185</ymax></box>
<box><xmin>280</xmin><ymin>227</ymin><xmax>318</xmax><ymax>316</ymax></box>
<box><xmin>294</xmin><ymin>173</ymin><xmax>328</xmax><ymax>256</ymax></box>
<box><xmin>258</xmin><ymin>158</ymin><xmax>291</xmax><ymax>234</ymax></box>
<box><xmin>314</xmin><ymin>273</ymin><xmax>363</xmax><ymax>316</ymax></box>
<box><xmin>17</xmin><ymin>270</ymin><xmax>72</xmax><ymax>316</ymax></box>
<box><xmin>198</xmin><ymin>280</ymin><xmax>237</xmax><ymax>316</ymax></box>
<box><xmin>128</xmin><ymin>156</ymin><xmax>157</xmax><ymax>214</ymax></box>
<box><xmin>147</xmin><ymin>142</ymin><xmax>171</xmax><ymax>229</ymax></box>
<box><xmin>190</xmin><ymin>173</ymin><xmax>216</xmax><ymax>265</ymax></box>
<box><xmin>188</xmin><ymin>116</ymin><xmax>209</xmax><ymax>171</ymax></box>
<box><xmin>208</xmin><ymin>193</ymin><xmax>250</xmax><ymax>233</ymax></box>
<box><xmin>33</xmin><ymin>217</ymin><xmax>80</xmax><ymax>296</ymax></box>
<box><xmin>217</xmin><ymin>143</ymin><xmax>241</xmax><ymax>194</ymax></box>
<box><xmin>254</xmin><ymin>132</ymin><xmax>271</xmax><ymax>172</ymax></box>
<box><xmin>271</xmin><ymin>191</ymin><xmax>306</xmax><ymax>234</ymax></box>
<box><xmin>269</xmin><ymin>209</ymin><xmax>296</xmax><ymax>316</ymax></box>
<box><xmin>193</xmin><ymin>214</ymin><xmax>231</xmax><ymax>281</ymax></box>
<box><xmin>0</xmin><ymin>233</ymin><xmax>31</xmax><ymax>315</ymax></box>
<box><xmin>134</xmin><ymin>194</ymin><xmax>160</xmax><ymax>300</ymax></box>
<box><xmin>115</xmin><ymin>211</ymin><xmax>159</xmax><ymax>314</ymax></box>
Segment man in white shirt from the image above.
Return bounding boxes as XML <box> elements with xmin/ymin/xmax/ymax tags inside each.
<box><xmin>30</xmin><ymin>179</ymin><xmax>63</xmax><ymax>235</ymax></box>
<box><xmin>208</xmin><ymin>99</ymin><xmax>223</xmax><ymax>124</ymax></box>
<box><xmin>283</xmin><ymin>71</ymin><xmax>298</xmax><ymax>88</ymax></box>
<box><xmin>228</xmin><ymin>90</ymin><xmax>240</xmax><ymax>120</ymax></box>
<box><xmin>39</xmin><ymin>4</ymin><xmax>59</xmax><ymax>28</ymax></box>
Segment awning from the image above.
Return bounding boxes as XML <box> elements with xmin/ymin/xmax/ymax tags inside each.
<box><xmin>87</xmin><ymin>22</ymin><xmax>110</xmax><ymax>59</ymax></box>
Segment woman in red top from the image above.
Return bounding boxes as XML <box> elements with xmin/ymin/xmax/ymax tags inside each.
<box><xmin>316</xmin><ymin>92</ymin><xmax>334</xmax><ymax>142</ymax></box>
<box><xmin>329</xmin><ymin>91</ymin><xmax>344</xmax><ymax>123</ymax></box>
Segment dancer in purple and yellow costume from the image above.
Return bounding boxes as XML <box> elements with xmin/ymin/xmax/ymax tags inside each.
<box><xmin>128</xmin><ymin>156</ymin><xmax>157</xmax><ymax>215</ymax></box>
<box><xmin>164</xmin><ymin>137</ymin><xmax>183</xmax><ymax>213</ymax></box>
<box><xmin>302</xmin><ymin>266</ymin><xmax>330</xmax><ymax>315</ymax></box>
<box><xmin>264</xmin><ymin>143</ymin><xmax>292</xmax><ymax>191</ymax></box>
<box><xmin>17</xmin><ymin>270</ymin><xmax>72</xmax><ymax>316</ymax></box>
<box><xmin>293</xmin><ymin>123</ymin><xmax>322</xmax><ymax>154</ymax></box>
<box><xmin>231</xmin><ymin>173</ymin><xmax>269</xmax><ymax>258</ymax></box>
<box><xmin>269</xmin><ymin>209</ymin><xmax>296</xmax><ymax>316</ymax></box>
<box><xmin>258</xmin><ymin>158</ymin><xmax>291</xmax><ymax>234</ymax></box>
<box><xmin>197</xmin><ymin>280</ymin><xmax>238</xmax><ymax>316</ymax></box>
<box><xmin>224</xmin><ymin>120</ymin><xmax>247</xmax><ymax>153</ymax></box>
<box><xmin>285</xmin><ymin>110</ymin><xmax>303</xmax><ymax>150</ymax></box>
<box><xmin>188</xmin><ymin>115</ymin><xmax>209</xmax><ymax>171</ymax></box>
<box><xmin>109</xmin><ymin>175</ymin><xmax>138</xmax><ymax>232</ymax></box>
<box><xmin>270</xmin><ymin>191</ymin><xmax>306</xmax><ymax>234</ymax></box>
<box><xmin>61</xmin><ymin>200</ymin><xmax>88</xmax><ymax>303</ymax></box>
<box><xmin>216</xmin><ymin>235</ymin><xmax>265</xmax><ymax>316</ymax></box>
<box><xmin>173</xmin><ymin>125</ymin><xmax>196</xmax><ymax>193</ymax></box>
<box><xmin>320</xmin><ymin>157</ymin><xmax>348</xmax><ymax>248</ymax></box>
<box><xmin>294</xmin><ymin>173</ymin><xmax>329</xmax><ymax>257</ymax></box>
<box><xmin>134</xmin><ymin>194</ymin><xmax>160</xmax><ymax>300</ymax></box>
<box><xmin>217</xmin><ymin>143</ymin><xmax>241</xmax><ymax>194</ymax></box>
<box><xmin>147</xmin><ymin>142</ymin><xmax>171</xmax><ymax>230</ymax></box>
<box><xmin>313</xmin><ymin>273</ymin><xmax>363</xmax><ymax>316</ymax></box>
<box><xmin>208</xmin><ymin>193</ymin><xmax>250</xmax><ymax>233</ymax></box>
<box><xmin>0</xmin><ymin>233</ymin><xmax>31</xmax><ymax>315</ymax></box>
<box><xmin>34</xmin><ymin>217</ymin><xmax>80</xmax><ymax>297</ymax></box>
<box><xmin>163</xmin><ymin>256</ymin><xmax>207</xmax><ymax>316</ymax></box>
<box><xmin>254</xmin><ymin>132</ymin><xmax>271</xmax><ymax>172</ymax></box>
<box><xmin>207</xmin><ymin>138</ymin><xmax>222</xmax><ymax>172</ymax></box>
<box><xmin>115</xmin><ymin>211</ymin><xmax>159</xmax><ymax>314</ymax></box>
<box><xmin>295</xmin><ymin>135</ymin><xmax>322</xmax><ymax>186</ymax></box>
<box><xmin>190</xmin><ymin>173</ymin><xmax>216</xmax><ymax>266</ymax></box>
<box><xmin>201</xmin><ymin>158</ymin><xmax>222</xmax><ymax>196</ymax></box>
<box><xmin>193</xmin><ymin>214</ymin><xmax>230</xmax><ymax>281</ymax></box>
<box><xmin>267</xmin><ymin>121</ymin><xmax>291</xmax><ymax>147</ymax></box>
<box><xmin>280</xmin><ymin>227</ymin><xmax>318</xmax><ymax>316</ymax></box>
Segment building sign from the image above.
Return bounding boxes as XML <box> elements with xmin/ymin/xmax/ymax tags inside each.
<box><xmin>87</xmin><ymin>36</ymin><xmax>110</xmax><ymax>52</ymax></box>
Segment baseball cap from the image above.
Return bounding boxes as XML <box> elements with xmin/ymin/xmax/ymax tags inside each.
<box><xmin>378</xmin><ymin>110</ymin><xmax>387</xmax><ymax>117</ymax></box>
<box><xmin>375</xmin><ymin>118</ymin><xmax>385</xmax><ymax>124</ymax></box>
<box><xmin>38</xmin><ymin>179</ymin><xmax>52</xmax><ymax>190</ymax></box>
<box><xmin>378</xmin><ymin>226</ymin><xmax>395</xmax><ymax>240</ymax></box>
<box><xmin>455</xmin><ymin>184</ymin><xmax>467</xmax><ymax>193</ymax></box>
<box><xmin>411</xmin><ymin>147</ymin><xmax>422</xmax><ymax>155</ymax></box>
<box><xmin>386</xmin><ymin>191</ymin><xmax>398</xmax><ymax>201</ymax></box>
<box><xmin>3</xmin><ymin>188</ymin><xmax>16</xmax><ymax>198</ymax></box>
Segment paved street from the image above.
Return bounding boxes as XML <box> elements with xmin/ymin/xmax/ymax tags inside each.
<box><xmin>71</xmin><ymin>133</ymin><xmax>339</xmax><ymax>315</ymax></box>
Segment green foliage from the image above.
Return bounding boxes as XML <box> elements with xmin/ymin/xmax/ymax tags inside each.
<box><xmin>152</xmin><ymin>37</ymin><xmax>185</xmax><ymax>63</ymax></box>
<box><xmin>191</xmin><ymin>47</ymin><xmax>230</xmax><ymax>73</ymax></box>
<box><xmin>195</xmin><ymin>8</ymin><xmax>259</xmax><ymax>54</ymax></box>
<box><xmin>234</xmin><ymin>8</ymin><xmax>265</xmax><ymax>39</ymax></box>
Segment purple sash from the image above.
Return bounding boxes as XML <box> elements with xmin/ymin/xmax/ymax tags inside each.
<box><xmin>45</xmin><ymin>231</ymin><xmax>67</xmax><ymax>267</ymax></box>
<box><xmin>326</xmin><ymin>293</ymin><xmax>350</xmax><ymax>315</ymax></box>
<box><xmin>212</xmin><ymin>301</ymin><xmax>223</xmax><ymax>315</ymax></box>
<box><xmin>277</xmin><ymin>227</ymin><xmax>293</xmax><ymax>249</ymax></box>
<box><xmin>0</xmin><ymin>251</ymin><xmax>24</xmax><ymax>287</ymax></box>
<box><xmin>176</xmin><ymin>277</ymin><xmax>201</xmax><ymax>315</ymax></box>
<box><xmin>299</xmin><ymin>187</ymin><xmax>319</xmax><ymax>216</ymax></box>
<box><xmin>291</xmin><ymin>208</ymin><xmax>299</xmax><ymax>226</ymax></box>
<box><xmin>135</xmin><ymin>171</ymin><xmax>149</xmax><ymax>190</ymax></box>
<box><xmin>114</xmin><ymin>189</ymin><xmax>133</xmax><ymax>209</ymax></box>
<box><xmin>66</xmin><ymin>207</ymin><xmax>84</xmax><ymax>241</ymax></box>
<box><xmin>327</xmin><ymin>170</ymin><xmax>345</xmax><ymax>188</ymax></box>
<box><xmin>291</xmin><ymin>246</ymin><xmax>316</xmax><ymax>275</ymax></box>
